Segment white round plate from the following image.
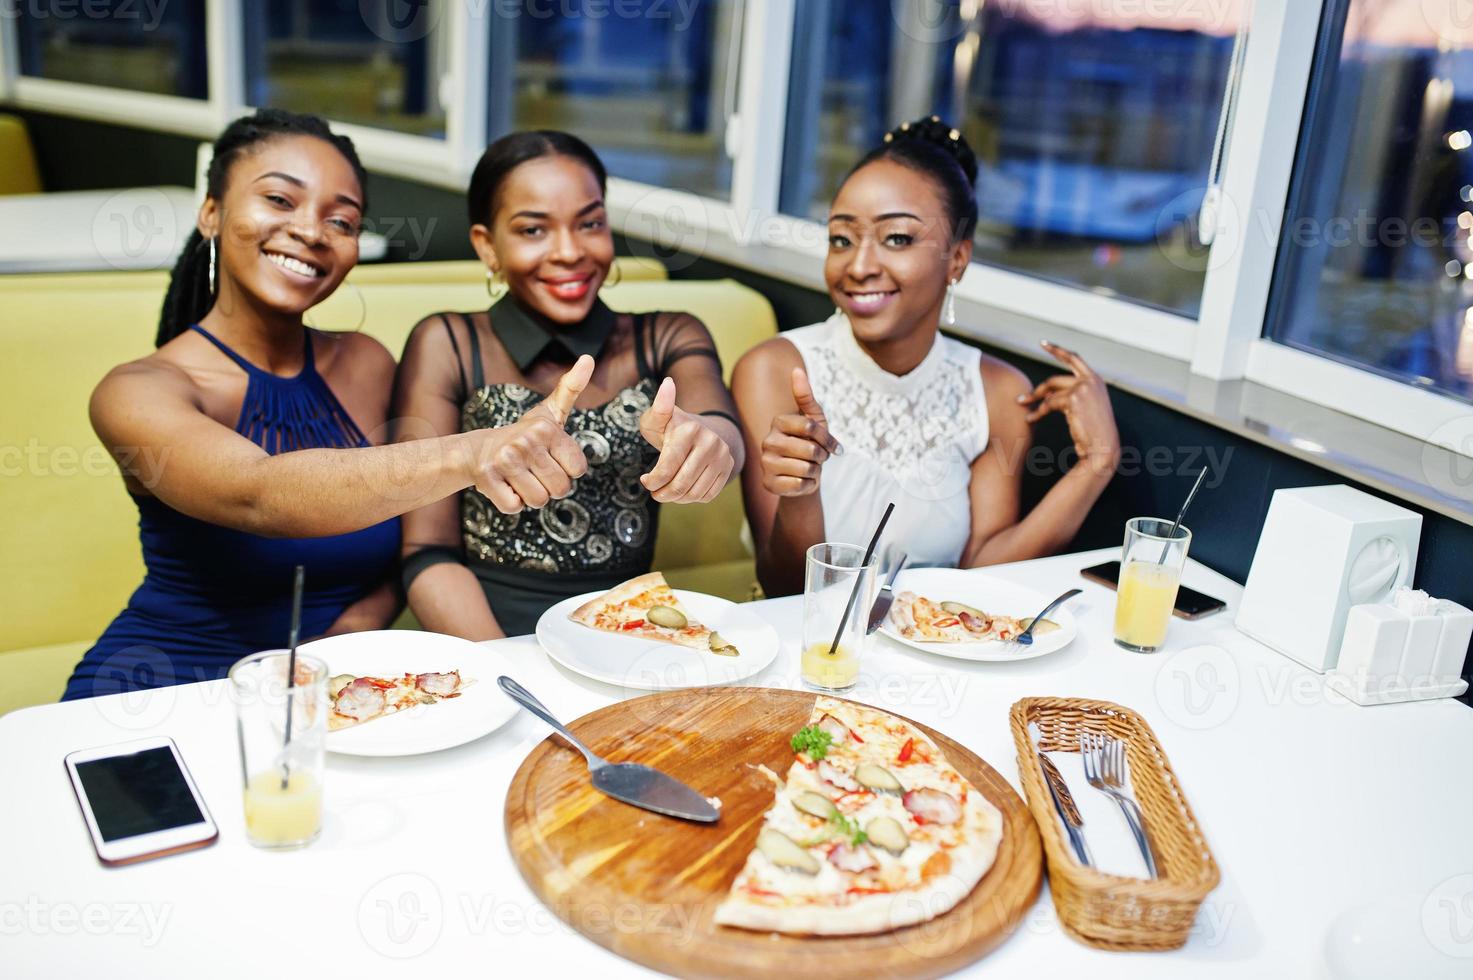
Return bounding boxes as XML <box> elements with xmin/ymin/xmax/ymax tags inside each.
<box><xmin>299</xmin><ymin>630</ymin><xmax>518</xmax><ymax>757</ymax></box>
<box><xmin>878</xmin><ymin>568</ymin><xmax>1078</xmax><ymax>662</ymax></box>
<box><xmin>536</xmin><ymin>590</ymin><xmax>780</xmax><ymax>691</ymax></box>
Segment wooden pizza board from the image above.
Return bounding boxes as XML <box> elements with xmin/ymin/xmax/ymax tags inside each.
<box><xmin>504</xmin><ymin>687</ymin><xmax>1042</xmax><ymax>978</ymax></box>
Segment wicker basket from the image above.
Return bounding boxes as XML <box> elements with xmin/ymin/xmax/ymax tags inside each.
<box><xmin>1009</xmin><ymin>697</ymin><xmax>1220</xmax><ymax>951</ymax></box>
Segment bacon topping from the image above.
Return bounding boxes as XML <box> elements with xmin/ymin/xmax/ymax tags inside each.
<box><xmin>827</xmin><ymin>843</ymin><xmax>878</xmax><ymax>873</ymax></box>
<box><xmin>903</xmin><ymin>787</ymin><xmax>962</xmax><ymax>826</ymax></box>
<box><xmin>817</xmin><ymin>713</ymin><xmax>850</xmax><ymax>743</ymax></box>
<box><xmin>333</xmin><ymin>678</ymin><xmax>387</xmax><ymax>721</ymax></box>
<box><xmin>415</xmin><ymin>671</ymin><xmax>461</xmax><ymax>697</ymax></box>
<box><xmin>818</xmin><ymin>760</ymin><xmax>860</xmax><ymax>792</ymax></box>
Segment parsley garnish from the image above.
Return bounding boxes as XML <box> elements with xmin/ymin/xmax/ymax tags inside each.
<box><xmin>790</xmin><ymin>724</ymin><xmax>834</xmax><ymax>760</ymax></box>
<box><xmin>828</xmin><ymin>811</ymin><xmax>868</xmax><ymax>847</ymax></box>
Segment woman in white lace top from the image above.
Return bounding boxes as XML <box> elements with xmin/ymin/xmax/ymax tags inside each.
<box><xmin>732</xmin><ymin>117</ymin><xmax>1121</xmax><ymax>596</ymax></box>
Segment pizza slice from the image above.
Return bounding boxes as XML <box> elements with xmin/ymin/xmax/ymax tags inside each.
<box><xmin>327</xmin><ymin>670</ymin><xmax>470</xmax><ymax>732</ymax></box>
<box><xmin>713</xmin><ymin>695</ymin><xmax>1003</xmax><ymax>936</ymax></box>
<box><xmin>888</xmin><ymin>591</ymin><xmax>1028</xmax><ymax>643</ymax></box>
<box><xmin>569</xmin><ymin>571</ymin><xmax>738</xmax><ymax>656</ymax></box>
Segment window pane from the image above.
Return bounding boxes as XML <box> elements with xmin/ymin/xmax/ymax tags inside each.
<box><xmin>16</xmin><ymin>0</ymin><xmax>207</xmax><ymax>99</ymax></box>
<box><xmin>503</xmin><ymin>1</ymin><xmax>736</xmax><ymax>198</ymax></box>
<box><xmin>244</xmin><ymin>1</ymin><xmax>447</xmax><ymax>139</ymax></box>
<box><xmin>1267</xmin><ymin>1</ymin><xmax>1473</xmax><ymax>404</ymax></box>
<box><xmin>782</xmin><ymin>0</ymin><xmax>1243</xmax><ymax>317</ymax></box>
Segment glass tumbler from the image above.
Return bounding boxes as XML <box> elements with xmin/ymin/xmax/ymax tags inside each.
<box><xmin>1114</xmin><ymin>518</ymin><xmax>1192</xmax><ymax>653</ymax></box>
<box><xmin>229</xmin><ymin>650</ymin><xmax>328</xmax><ymax>849</ymax></box>
<box><xmin>801</xmin><ymin>542</ymin><xmax>876</xmax><ymax>691</ymax></box>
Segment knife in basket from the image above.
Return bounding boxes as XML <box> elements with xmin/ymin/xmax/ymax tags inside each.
<box><xmin>1038</xmin><ymin>751</ymin><xmax>1093</xmax><ymax>867</ymax></box>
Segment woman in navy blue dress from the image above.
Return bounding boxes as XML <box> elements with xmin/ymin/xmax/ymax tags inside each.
<box><xmin>64</xmin><ymin>109</ymin><xmax>595</xmax><ymax>700</ymax></box>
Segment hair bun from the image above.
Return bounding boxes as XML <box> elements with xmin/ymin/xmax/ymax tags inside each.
<box><xmin>884</xmin><ymin>116</ymin><xmax>978</xmax><ymax>186</ymax></box>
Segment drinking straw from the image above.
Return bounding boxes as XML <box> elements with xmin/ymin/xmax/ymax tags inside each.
<box><xmin>827</xmin><ymin>502</ymin><xmax>895</xmax><ymax>657</ymax></box>
<box><xmin>281</xmin><ymin>564</ymin><xmax>305</xmax><ymax>790</ymax></box>
<box><xmin>1158</xmin><ymin>468</ymin><xmax>1208</xmax><ymax>564</ymax></box>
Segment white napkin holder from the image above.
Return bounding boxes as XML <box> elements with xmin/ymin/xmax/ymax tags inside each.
<box><xmin>1236</xmin><ymin>485</ymin><xmax>1421</xmax><ymax>672</ymax></box>
<box><xmin>1328</xmin><ymin>590</ymin><xmax>1471</xmax><ymax>705</ymax></box>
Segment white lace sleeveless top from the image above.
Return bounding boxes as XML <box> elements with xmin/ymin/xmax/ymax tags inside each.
<box><xmin>786</xmin><ymin>312</ymin><xmax>989</xmax><ymax>568</ymax></box>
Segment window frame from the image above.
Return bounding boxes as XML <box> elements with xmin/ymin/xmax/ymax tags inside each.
<box><xmin>2</xmin><ymin>0</ymin><xmax>1471</xmax><ymax>459</ymax></box>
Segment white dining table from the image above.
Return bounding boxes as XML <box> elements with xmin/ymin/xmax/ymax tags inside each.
<box><xmin>0</xmin><ymin>186</ymin><xmax>388</xmax><ymax>274</ymax></box>
<box><xmin>3</xmin><ymin>547</ymin><xmax>1471</xmax><ymax>979</ymax></box>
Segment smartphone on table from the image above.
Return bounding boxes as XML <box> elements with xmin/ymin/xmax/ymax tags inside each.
<box><xmin>1080</xmin><ymin>560</ymin><xmax>1228</xmax><ymax>620</ymax></box>
<box><xmin>64</xmin><ymin>736</ymin><xmax>218</xmax><ymax>866</ymax></box>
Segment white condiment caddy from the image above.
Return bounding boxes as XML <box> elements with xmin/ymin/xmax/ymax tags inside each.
<box><xmin>1327</xmin><ymin>588</ymin><xmax>1472</xmax><ymax>705</ymax></box>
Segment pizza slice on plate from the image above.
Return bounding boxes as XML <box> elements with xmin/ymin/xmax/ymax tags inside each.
<box><xmin>713</xmin><ymin>695</ymin><xmax>1004</xmax><ymax>935</ymax></box>
<box><xmin>570</xmin><ymin>571</ymin><xmax>738</xmax><ymax>656</ymax></box>
<box><xmin>888</xmin><ymin>591</ymin><xmax>1028</xmax><ymax>643</ymax></box>
<box><xmin>328</xmin><ymin>670</ymin><xmax>470</xmax><ymax>732</ymax></box>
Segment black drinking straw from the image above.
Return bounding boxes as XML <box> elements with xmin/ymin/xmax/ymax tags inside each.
<box><xmin>281</xmin><ymin>564</ymin><xmax>305</xmax><ymax>790</ymax></box>
<box><xmin>827</xmin><ymin>502</ymin><xmax>895</xmax><ymax>657</ymax></box>
<box><xmin>1157</xmin><ymin>468</ymin><xmax>1208</xmax><ymax>564</ymax></box>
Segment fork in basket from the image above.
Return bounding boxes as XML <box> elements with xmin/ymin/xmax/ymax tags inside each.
<box><xmin>1080</xmin><ymin>732</ymin><xmax>1159</xmax><ymax>878</ymax></box>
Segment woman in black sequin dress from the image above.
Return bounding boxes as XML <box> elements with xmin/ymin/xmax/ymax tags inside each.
<box><xmin>392</xmin><ymin>132</ymin><xmax>744</xmax><ymax>638</ymax></box>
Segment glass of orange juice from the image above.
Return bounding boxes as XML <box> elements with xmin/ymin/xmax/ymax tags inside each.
<box><xmin>229</xmin><ymin>650</ymin><xmax>328</xmax><ymax>849</ymax></box>
<box><xmin>801</xmin><ymin>543</ymin><xmax>876</xmax><ymax>691</ymax></box>
<box><xmin>1114</xmin><ymin>518</ymin><xmax>1192</xmax><ymax>653</ymax></box>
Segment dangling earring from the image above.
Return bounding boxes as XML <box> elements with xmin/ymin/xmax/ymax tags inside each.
<box><xmin>208</xmin><ymin>236</ymin><xmax>217</xmax><ymax>296</ymax></box>
<box><xmin>942</xmin><ymin>278</ymin><xmax>958</xmax><ymax>327</ymax></box>
<box><xmin>485</xmin><ymin>268</ymin><xmax>507</xmax><ymax>301</ymax></box>
<box><xmin>604</xmin><ymin>261</ymin><xmax>623</xmax><ymax>289</ymax></box>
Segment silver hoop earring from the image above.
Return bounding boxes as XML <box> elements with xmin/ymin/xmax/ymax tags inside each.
<box><xmin>208</xmin><ymin>237</ymin><xmax>217</xmax><ymax>296</ymax></box>
<box><xmin>486</xmin><ymin>268</ymin><xmax>508</xmax><ymax>301</ymax></box>
<box><xmin>942</xmin><ymin>278</ymin><xmax>958</xmax><ymax>327</ymax></box>
<box><xmin>304</xmin><ymin>281</ymin><xmax>367</xmax><ymax>333</ymax></box>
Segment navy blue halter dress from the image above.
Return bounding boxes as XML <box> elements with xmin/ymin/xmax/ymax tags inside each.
<box><xmin>61</xmin><ymin>325</ymin><xmax>401</xmax><ymax>700</ymax></box>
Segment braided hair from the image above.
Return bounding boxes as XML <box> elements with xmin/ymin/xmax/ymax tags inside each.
<box><xmin>156</xmin><ymin>109</ymin><xmax>369</xmax><ymax>347</ymax></box>
<box><xmin>845</xmin><ymin>115</ymin><xmax>979</xmax><ymax>243</ymax></box>
<box><xmin>466</xmin><ymin>130</ymin><xmax>607</xmax><ymax>226</ymax></box>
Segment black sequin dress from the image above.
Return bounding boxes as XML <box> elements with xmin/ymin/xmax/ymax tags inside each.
<box><xmin>453</xmin><ymin>298</ymin><xmax>685</xmax><ymax>634</ymax></box>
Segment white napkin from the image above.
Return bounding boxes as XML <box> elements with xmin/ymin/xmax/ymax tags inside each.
<box><xmin>1040</xmin><ymin>749</ymin><xmax>1156</xmax><ymax>880</ymax></box>
<box><xmin>1391</xmin><ymin>587</ymin><xmax>1438</xmax><ymax>617</ymax></box>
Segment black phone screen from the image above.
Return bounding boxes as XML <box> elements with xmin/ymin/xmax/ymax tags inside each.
<box><xmin>74</xmin><ymin>746</ymin><xmax>205</xmax><ymax>842</ymax></box>
<box><xmin>1080</xmin><ymin>560</ymin><xmax>1227</xmax><ymax>618</ymax></box>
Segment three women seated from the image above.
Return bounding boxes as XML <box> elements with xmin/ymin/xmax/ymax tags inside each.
<box><xmin>63</xmin><ymin>109</ymin><xmax>1118</xmax><ymax>700</ymax></box>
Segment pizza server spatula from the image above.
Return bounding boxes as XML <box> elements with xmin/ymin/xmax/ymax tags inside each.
<box><xmin>497</xmin><ymin>675</ymin><xmax>720</xmax><ymax>823</ymax></box>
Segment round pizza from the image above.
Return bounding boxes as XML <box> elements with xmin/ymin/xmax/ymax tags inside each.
<box><xmin>713</xmin><ymin>695</ymin><xmax>1003</xmax><ymax>935</ymax></box>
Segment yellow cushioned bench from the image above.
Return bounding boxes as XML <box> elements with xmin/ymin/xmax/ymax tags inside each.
<box><xmin>0</xmin><ymin>270</ymin><xmax>771</xmax><ymax>715</ymax></box>
<box><xmin>0</xmin><ymin>115</ymin><xmax>42</xmax><ymax>196</ymax></box>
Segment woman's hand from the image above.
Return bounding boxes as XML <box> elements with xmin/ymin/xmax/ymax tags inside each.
<box><xmin>758</xmin><ymin>368</ymin><xmax>843</xmax><ymax>498</ymax></box>
<box><xmin>466</xmin><ymin>354</ymin><xmax>593</xmax><ymax>513</ymax></box>
<box><xmin>638</xmin><ymin>377</ymin><xmax>735</xmax><ymax>503</ymax></box>
<box><xmin>1016</xmin><ymin>341</ymin><xmax>1120</xmax><ymax>477</ymax></box>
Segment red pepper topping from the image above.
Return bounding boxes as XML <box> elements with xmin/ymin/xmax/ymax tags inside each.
<box><xmin>898</xmin><ymin>738</ymin><xmax>914</xmax><ymax>763</ymax></box>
